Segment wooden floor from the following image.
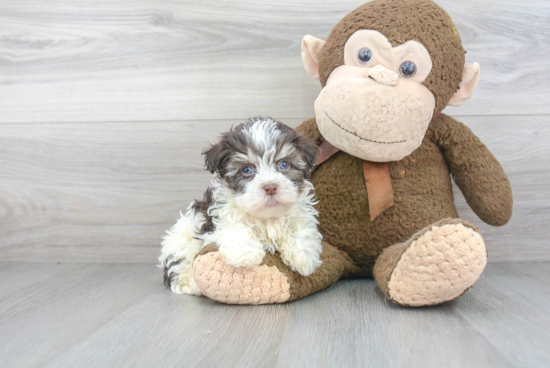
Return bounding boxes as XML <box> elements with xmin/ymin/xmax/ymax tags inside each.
<box><xmin>0</xmin><ymin>262</ymin><xmax>548</xmax><ymax>368</ymax></box>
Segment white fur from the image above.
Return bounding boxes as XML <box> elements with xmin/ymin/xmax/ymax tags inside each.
<box><xmin>159</xmin><ymin>118</ymin><xmax>323</xmax><ymax>296</ymax></box>
<box><xmin>203</xmin><ymin>179</ymin><xmax>322</xmax><ymax>275</ymax></box>
<box><xmin>244</xmin><ymin>117</ymin><xmax>281</xmax><ymax>152</ymax></box>
<box><xmin>159</xmin><ymin>204</ymin><xmax>204</xmax><ymax>295</ymax></box>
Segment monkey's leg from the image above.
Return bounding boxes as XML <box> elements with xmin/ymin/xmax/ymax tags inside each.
<box><xmin>193</xmin><ymin>241</ymin><xmax>358</xmax><ymax>305</ymax></box>
<box><xmin>373</xmin><ymin>218</ymin><xmax>487</xmax><ymax>307</ymax></box>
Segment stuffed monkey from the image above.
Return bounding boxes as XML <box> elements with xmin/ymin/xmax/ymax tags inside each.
<box><xmin>192</xmin><ymin>0</ymin><xmax>513</xmax><ymax>307</ymax></box>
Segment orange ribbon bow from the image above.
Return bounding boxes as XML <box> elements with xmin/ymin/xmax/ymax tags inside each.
<box><xmin>317</xmin><ymin>140</ymin><xmax>394</xmax><ymax>221</ymax></box>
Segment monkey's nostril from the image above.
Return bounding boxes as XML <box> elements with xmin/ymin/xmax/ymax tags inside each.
<box><xmin>264</xmin><ymin>184</ymin><xmax>278</xmax><ymax>195</ymax></box>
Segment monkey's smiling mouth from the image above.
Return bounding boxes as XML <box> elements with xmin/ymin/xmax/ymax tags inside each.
<box><xmin>324</xmin><ymin>111</ymin><xmax>406</xmax><ymax>145</ymax></box>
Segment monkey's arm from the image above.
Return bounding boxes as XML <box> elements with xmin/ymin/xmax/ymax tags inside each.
<box><xmin>431</xmin><ymin>114</ymin><xmax>513</xmax><ymax>226</ymax></box>
<box><xmin>295</xmin><ymin>118</ymin><xmax>324</xmax><ymax>146</ymax></box>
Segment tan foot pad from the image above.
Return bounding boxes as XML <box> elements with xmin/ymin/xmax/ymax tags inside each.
<box><xmin>193</xmin><ymin>252</ymin><xmax>291</xmax><ymax>305</ymax></box>
<box><xmin>388</xmin><ymin>223</ymin><xmax>487</xmax><ymax>307</ymax></box>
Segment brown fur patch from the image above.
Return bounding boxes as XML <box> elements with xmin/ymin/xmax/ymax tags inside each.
<box><xmin>163</xmin><ymin>255</ymin><xmax>179</xmax><ymax>287</ymax></box>
<box><xmin>203</xmin><ymin>118</ymin><xmax>319</xmax><ymax>193</ymax></box>
<box><xmin>191</xmin><ymin>188</ymin><xmax>215</xmax><ymax>234</ymax></box>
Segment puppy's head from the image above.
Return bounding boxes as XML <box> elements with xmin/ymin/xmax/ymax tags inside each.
<box><xmin>203</xmin><ymin>117</ymin><xmax>318</xmax><ymax>218</ymax></box>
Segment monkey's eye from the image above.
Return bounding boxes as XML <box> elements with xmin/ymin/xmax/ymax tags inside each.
<box><xmin>242</xmin><ymin>166</ymin><xmax>255</xmax><ymax>176</ymax></box>
<box><xmin>400</xmin><ymin>61</ymin><xmax>417</xmax><ymax>78</ymax></box>
<box><xmin>358</xmin><ymin>48</ymin><xmax>373</xmax><ymax>64</ymax></box>
<box><xmin>278</xmin><ymin>161</ymin><xmax>290</xmax><ymax>171</ymax></box>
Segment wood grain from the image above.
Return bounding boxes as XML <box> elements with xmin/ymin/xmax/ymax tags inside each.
<box><xmin>0</xmin><ymin>262</ymin><xmax>81</xmax><ymax>301</ymax></box>
<box><xmin>1</xmin><ymin>115</ymin><xmax>548</xmax><ymax>263</ymax></box>
<box><xmin>1</xmin><ymin>262</ymin><xmax>548</xmax><ymax>367</ymax></box>
<box><xmin>0</xmin><ymin>0</ymin><xmax>549</xmax><ymax>123</ymax></box>
<box><xmin>0</xmin><ymin>263</ymin><xmax>160</xmax><ymax>367</ymax></box>
<box><xmin>456</xmin><ymin>263</ymin><xmax>550</xmax><ymax>367</ymax></box>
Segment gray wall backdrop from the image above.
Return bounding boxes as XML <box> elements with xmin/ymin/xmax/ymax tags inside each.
<box><xmin>0</xmin><ymin>0</ymin><xmax>548</xmax><ymax>263</ymax></box>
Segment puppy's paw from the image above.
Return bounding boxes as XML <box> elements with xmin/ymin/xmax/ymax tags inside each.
<box><xmin>218</xmin><ymin>238</ymin><xmax>266</xmax><ymax>269</ymax></box>
<box><xmin>287</xmin><ymin>252</ymin><xmax>322</xmax><ymax>277</ymax></box>
<box><xmin>281</xmin><ymin>238</ymin><xmax>322</xmax><ymax>277</ymax></box>
<box><xmin>171</xmin><ymin>271</ymin><xmax>203</xmax><ymax>296</ymax></box>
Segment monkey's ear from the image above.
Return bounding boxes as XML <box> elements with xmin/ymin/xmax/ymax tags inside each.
<box><xmin>448</xmin><ymin>62</ymin><xmax>481</xmax><ymax>107</ymax></box>
<box><xmin>301</xmin><ymin>35</ymin><xmax>326</xmax><ymax>80</ymax></box>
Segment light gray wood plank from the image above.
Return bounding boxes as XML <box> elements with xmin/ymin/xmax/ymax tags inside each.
<box><xmin>0</xmin><ymin>0</ymin><xmax>548</xmax><ymax>123</ymax></box>
<box><xmin>456</xmin><ymin>263</ymin><xmax>550</xmax><ymax>368</ymax></box>
<box><xmin>0</xmin><ymin>262</ymin><xmax>81</xmax><ymax>300</ymax></box>
<box><xmin>0</xmin><ymin>263</ymin><xmax>161</xmax><ymax>368</ymax></box>
<box><xmin>40</xmin><ymin>263</ymin><xmax>529</xmax><ymax>368</ymax></box>
<box><xmin>1</xmin><ymin>262</ymin><xmax>549</xmax><ymax>368</ymax></box>
<box><xmin>274</xmin><ymin>280</ymin><xmax>512</xmax><ymax>368</ymax></box>
<box><xmin>46</xmin><ymin>288</ymin><xmax>288</xmax><ymax>368</ymax></box>
<box><xmin>0</xmin><ymin>115</ymin><xmax>548</xmax><ymax>263</ymax></box>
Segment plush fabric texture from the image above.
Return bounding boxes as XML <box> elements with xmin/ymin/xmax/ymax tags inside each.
<box><xmin>318</xmin><ymin>0</ymin><xmax>465</xmax><ymax>115</ymax></box>
<box><xmin>193</xmin><ymin>242</ymin><xmax>359</xmax><ymax>303</ymax></box>
<box><xmin>373</xmin><ymin>218</ymin><xmax>487</xmax><ymax>307</ymax></box>
<box><xmin>316</xmin><ymin>70</ymin><xmax>435</xmax><ymax>162</ymax></box>
<box><xmin>194</xmin><ymin>244</ymin><xmax>291</xmax><ymax>304</ymax></box>
<box><xmin>430</xmin><ymin>116</ymin><xmax>513</xmax><ymax>226</ymax></box>
<box><xmin>271</xmin><ymin>241</ymin><xmax>360</xmax><ymax>301</ymax></box>
<box><xmin>318</xmin><ymin>142</ymin><xmax>395</xmax><ymax>221</ymax></box>
<box><xmin>296</xmin><ymin>113</ymin><xmax>512</xmax><ymax>278</ymax></box>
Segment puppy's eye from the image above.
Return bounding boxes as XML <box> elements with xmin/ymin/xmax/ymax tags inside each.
<box><xmin>358</xmin><ymin>48</ymin><xmax>373</xmax><ymax>64</ymax></box>
<box><xmin>400</xmin><ymin>61</ymin><xmax>417</xmax><ymax>78</ymax></box>
<box><xmin>241</xmin><ymin>166</ymin><xmax>254</xmax><ymax>176</ymax></box>
<box><xmin>278</xmin><ymin>161</ymin><xmax>290</xmax><ymax>171</ymax></box>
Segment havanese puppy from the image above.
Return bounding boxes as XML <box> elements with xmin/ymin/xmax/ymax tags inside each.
<box><xmin>159</xmin><ymin>117</ymin><xmax>322</xmax><ymax>295</ymax></box>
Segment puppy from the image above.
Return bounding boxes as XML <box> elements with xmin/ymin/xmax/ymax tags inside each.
<box><xmin>159</xmin><ymin>117</ymin><xmax>322</xmax><ymax>295</ymax></box>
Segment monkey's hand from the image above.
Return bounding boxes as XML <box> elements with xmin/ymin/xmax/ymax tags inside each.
<box><xmin>432</xmin><ymin>114</ymin><xmax>513</xmax><ymax>226</ymax></box>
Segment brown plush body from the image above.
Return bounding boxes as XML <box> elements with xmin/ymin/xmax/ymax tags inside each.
<box><xmin>192</xmin><ymin>0</ymin><xmax>513</xmax><ymax>307</ymax></box>
<box><xmin>301</xmin><ymin>113</ymin><xmax>512</xmax><ymax>277</ymax></box>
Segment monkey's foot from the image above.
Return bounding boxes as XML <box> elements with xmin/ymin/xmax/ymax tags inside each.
<box><xmin>374</xmin><ymin>218</ymin><xmax>487</xmax><ymax>307</ymax></box>
<box><xmin>193</xmin><ymin>242</ymin><xmax>355</xmax><ymax>305</ymax></box>
<box><xmin>193</xmin><ymin>251</ymin><xmax>291</xmax><ymax>305</ymax></box>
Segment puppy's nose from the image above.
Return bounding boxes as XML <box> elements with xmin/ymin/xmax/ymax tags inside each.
<box><xmin>264</xmin><ymin>184</ymin><xmax>278</xmax><ymax>196</ymax></box>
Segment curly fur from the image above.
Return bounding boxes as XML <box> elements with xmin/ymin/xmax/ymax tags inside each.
<box><xmin>159</xmin><ymin>117</ymin><xmax>322</xmax><ymax>294</ymax></box>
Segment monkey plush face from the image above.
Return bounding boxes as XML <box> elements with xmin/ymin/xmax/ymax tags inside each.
<box><xmin>301</xmin><ymin>0</ymin><xmax>481</xmax><ymax>162</ymax></box>
<box><xmin>313</xmin><ymin>30</ymin><xmax>436</xmax><ymax>162</ymax></box>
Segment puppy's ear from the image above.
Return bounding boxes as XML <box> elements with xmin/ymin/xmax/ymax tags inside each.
<box><xmin>295</xmin><ymin>135</ymin><xmax>319</xmax><ymax>178</ymax></box>
<box><xmin>203</xmin><ymin>140</ymin><xmax>229</xmax><ymax>175</ymax></box>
